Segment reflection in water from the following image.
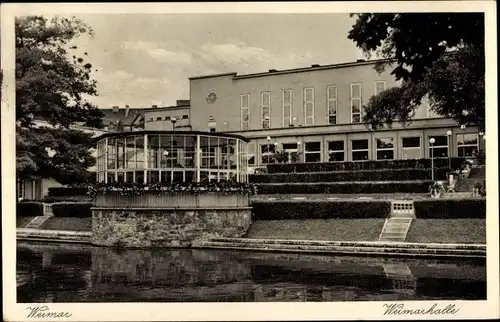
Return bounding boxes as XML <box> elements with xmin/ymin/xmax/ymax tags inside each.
<box><xmin>17</xmin><ymin>242</ymin><xmax>486</xmax><ymax>302</ymax></box>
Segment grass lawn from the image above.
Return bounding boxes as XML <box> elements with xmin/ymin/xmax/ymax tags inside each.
<box><xmin>16</xmin><ymin>216</ymin><xmax>35</xmax><ymax>228</ymax></box>
<box><xmin>39</xmin><ymin>217</ymin><xmax>92</xmax><ymax>231</ymax></box>
<box><xmin>244</xmin><ymin>219</ymin><xmax>385</xmax><ymax>241</ymax></box>
<box><xmin>406</xmin><ymin>219</ymin><xmax>486</xmax><ymax>244</ymax></box>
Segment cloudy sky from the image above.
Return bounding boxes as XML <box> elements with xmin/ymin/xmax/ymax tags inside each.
<box><xmin>73</xmin><ymin>14</ymin><xmax>365</xmax><ymax>109</ymax></box>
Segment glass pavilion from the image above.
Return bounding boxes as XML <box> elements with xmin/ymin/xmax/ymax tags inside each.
<box><xmin>95</xmin><ymin>131</ymin><xmax>249</xmax><ymax>183</ymax></box>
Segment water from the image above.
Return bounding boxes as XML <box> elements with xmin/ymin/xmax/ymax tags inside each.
<box><xmin>17</xmin><ymin>242</ymin><xmax>486</xmax><ymax>302</ymax></box>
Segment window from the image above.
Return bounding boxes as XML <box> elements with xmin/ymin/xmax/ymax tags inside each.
<box><xmin>282</xmin><ymin>89</ymin><xmax>292</xmax><ymax>127</ymax></box>
<box><xmin>260</xmin><ymin>143</ymin><xmax>276</xmax><ymax>164</ymax></box>
<box><xmin>457</xmin><ymin>133</ymin><xmax>478</xmax><ymax>157</ymax></box>
<box><xmin>241</xmin><ymin>94</ymin><xmax>250</xmax><ymax>130</ymax></box>
<box><xmin>304</xmin><ymin>88</ymin><xmax>314</xmax><ymax>126</ymax></box>
<box><xmin>428</xmin><ymin>135</ymin><xmax>448</xmax><ymax>158</ymax></box>
<box><xmin>17</xmin><ymin>179</ymin><xmax>24</xmax><ymax>200</ymax></box>
<box><xmin>156</xmin><ymin>117</ymin><xmax>162</xmax><ymax>121</ymax></box>
<box><xmin>305</xmin><ymin>142</ymin><xmax>321</xmax><ymax>163</ymax></box>
<box><xmin>182</xmin><ymin>115</ymin><xmax>189</xmax><ymax>119</ymax></box>
<box><xmin>352</xmin><ymin>139</ymin><xmax>369</xmax><ymax>161</ymax></box>
<box><xmin>327</xmin><ymin>86</ymin><xmax>337</xmax><ymax>125</ymax></box>
<box><xmin>401</xmin><ymin>137</ymin><xmax>421</xmax><ymax>160</ymax></box>
<box><xmin>328</xmin><ymin>140</ymin><xmax>344</xmax><ymax>162</ymax></box>
<box><xmin>374</xmin><ymin>81</ymin><xmax>386</xmax><ymax>95</ymax></box>
<box><xmin>247</xmin><ymin>143</ymin><xmax>256</xmax><ymax>166</ymax></box>
<box><xmin>351</xmin><ymin>83</ymin><xmax>362</xmax><ymax>123</ymax></box>
<box><xmin>376</xmin><ymin>138</ymin><xmax>395</xmax><ymax>160</ymax></box>
<box><xmin>261</xmin><ymin>91</ymin><xmax>271</xmax><ymax>129</ymax></box>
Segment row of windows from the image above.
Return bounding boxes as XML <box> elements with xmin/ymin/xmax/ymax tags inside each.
<box><xmin>240</xmin><ymin>81</ymin><xmax>387</xmax><ymax>130</ymax></box>
<box><xmin>146</xmin><ymin>115</ymin><xmax>189</xmax><ymax>122</ymax></box>
<box><xmin>247</xmin><ymin>134</ymin><xmax>479</xmax><ymax>165</ymax></box>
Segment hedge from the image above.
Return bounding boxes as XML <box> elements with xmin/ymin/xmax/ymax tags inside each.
<box><xmin>252</xmin><ymin>200</ymin><xmax>391</xmax><ymax>220</ymax></box>
<box><xmin>414</xmin><ymin>199</ymin><xmax>486</xmax><ymax>218</ymax></box>
<box><xmin>266</xmin><ymin>158</ymin><xmax>466</xmax><ymax>174</ymax></box>
<box><xmin>51</xmin><ymin>202</ymin><xmax>93</xmax><ymax>218</ymax></box>
<box><xmin>48</xmin><ymin>187</ymin><xmax>89</xmax><ymax>197</ymax></box>
<box><xmin>17</xmin><ymin>202</ymin><xmax>43</xmax><ymax>217</ymax></box>
<box><xmin>255</xmin><ymin>181</ymin><xmax>433</xmax><ymax>194</ymax></box>
<box><xmin>250</xmin><ymin>168</ymin><xmax>449</xmax><ymax>184</ymax></box>
<box><xmin>42</xmin><ymin>195</ymin><xmax>92</xmax><ymax>203</ymax></box>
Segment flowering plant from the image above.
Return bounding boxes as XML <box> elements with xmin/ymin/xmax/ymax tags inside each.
<box><xmin>87</xmin><ymin>180</ymin><xmax>257</xmax><ymax>198</ymax></box>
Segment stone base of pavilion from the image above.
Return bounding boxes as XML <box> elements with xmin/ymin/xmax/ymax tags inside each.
<box><xmin>91</xmin><ymin>192</ymin><xmax>252</xmax><ymax>248</ymax></box>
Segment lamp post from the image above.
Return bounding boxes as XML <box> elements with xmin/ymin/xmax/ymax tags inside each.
<box><xmin>460</xmin><ymin>124</ymin><xmax>466</xmax><ymax>158</ymax></box>
<box><xmin>429</xmin><ymin>138</ymin><xmax>435</xmax><ymax>181</ymax></box>
<box><xmin>446</xmin><ymin>130</ymin><xmax>452</xmax><ymax>169</ymax></box>
<box><xmin>171</xmin><ymin>117</ymin><xmax>177</xmax><ymax>132</ymax></box>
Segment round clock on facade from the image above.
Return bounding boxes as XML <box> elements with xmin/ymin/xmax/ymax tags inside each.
<box><xmin>206</xmin><ymin>91</ymin><xmax>217</xmax><ymax>104</ymax></box>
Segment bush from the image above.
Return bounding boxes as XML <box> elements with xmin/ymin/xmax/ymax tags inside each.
<box><xmin>250</xmin><ymin>168</ymin><xmax>450</xmax><ymax>184</ymax></box>
<box><xmin>48</xmin><ymin>187</ymin><xmax>89</xmax><ymax>197</ymax></box>
<box><xmin>17</xmin><ymin>202</ymin><xmax>43</xmax><ymax>217</ymax></box>
<box><xmin>414</xmin><ymin>199</ymin><xmax>486</xmax><ymax>218</ymax></box>
<box><xmin>266</xmin><ymin>158</ymin><xmax>465</xmax><ymax>174</ymax></box>
<box><xmin>252</xmin><ymin>200</ymin><xmax>391</xmax><ymax>220</ymax></box>
<box><xmin>255</xmin><ymin>181</ymin><xmax>432</xmax><ymax>194</ymax></box>
<box><xmin>51</xmin><ymin>202</ymin><xmax>93</xmax><ymax>218</ymax></box>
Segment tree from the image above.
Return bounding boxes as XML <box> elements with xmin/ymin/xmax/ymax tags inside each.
<box><xmin>348</xmin><ymin>13</ymin><xmax>485</xmax><ymax>131</ymax></box>
<box><xmin>16</xmin><ymin>16</ymin><xmax>103</xmax><ymax>185</ymax></box>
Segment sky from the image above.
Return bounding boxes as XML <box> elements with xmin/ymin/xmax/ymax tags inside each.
<box><xmin>73</xmin><ymin>14</ymin><xmax>366</xmax><ymax>109</ymax></box>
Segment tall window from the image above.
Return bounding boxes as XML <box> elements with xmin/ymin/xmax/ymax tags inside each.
<box><xmin>261</xmin><ymin>92</ymin><xmax>271</xmax><ymax>129</ymax></box>
<box><xmin>247</xmin><ymin>143</ymin><xmax>256</xmax><ymax>166</ymax></box>
<box><xmin>374</xmin><ymin>81</ymin><xmax>386</xmax><ymax>95</ymax></box>
<box><xmin>241</xmin><ymin>94</ymin><xmax>250</xmax><ymax>130</ymax></box>
<box><xmin>327</xmin><ymin>86</ymin><xmax>337</xmax><ymax>125</ymax></box>
<box><xmin>351</xmin><ymin>83</ymin><xmax>362</xmax><ymax>123</ymax></box>
<box><xmin>401</xmin><ymin>137</ymin><xmax>421</xmax><ymax>159</ymax></box>
<box><xmin>376</xmin><ymin>138</ymin><xmax>395</xmax><ymax>160</ymax></box>
<box><xmin>428</xmin><ymin>135</ymin><xmax>448</xmax><ymax>158</ymax></box>
<box><xmin>304</xmin><ymin>87</ymin><xmax>315</xmax><ymax>126</ymax></box>
<box><xmin>282</xmin><ymin>89</ymin><xmax>292</xmax><ymax>127</ymax></box>
<box><xmin>352</xmin><ymin>139</ymin><xmax>369</xmax><ymax>161</ymax></box>
<box><xmin>305</xmin><ymin>142</ymin><xmax>321</xmax><ymax>162</ymax></box>
<box><xmin>328</xmin><ymin>140</ymin><xmax>344</xmax><ymax>162</ymax></box>
<box><xmin>260</xmin><ymin>143</ymin><xmax>276</xmax><ymax>164</ymax></box>
<box><xmin>457</xmin><ymin>133</ymin><xmax>479</xmax><ymax>157</ymax></box>
<box><xmin>18</xmin><ymin>179</ymin><xmax>24</xmax><ymax>200</ymax></box>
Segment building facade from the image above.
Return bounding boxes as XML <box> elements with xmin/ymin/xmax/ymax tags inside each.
<box><xmin>181</xmin><ymin>59</ymin><xmax>483</xmax><ymax>169</ymax></box>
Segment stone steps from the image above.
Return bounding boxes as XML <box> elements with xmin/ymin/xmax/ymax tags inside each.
<box><xmin>379</xmin><ymin>218</ymin><xmax>413</xmax><ymax>242</ymax></box>
<box><xmin>198</xmin><ymin>238</ymin><xmax>485</xmax><ymax>258</ymax></box>
<box><xmin>16</xmin><ymin>228</ymin><xmax>91</xmax><ymax>244</ymax></box>
<box><xmin>24</xmin><ymin>216</ymin><xmax>52</xmax><ymax>229</ymax></box>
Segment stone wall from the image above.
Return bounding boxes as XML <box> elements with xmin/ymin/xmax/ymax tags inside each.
<box><xmin>92</xmin><ymin>207</ymin><xmax>252</xmax><ymax>248</ymax></box>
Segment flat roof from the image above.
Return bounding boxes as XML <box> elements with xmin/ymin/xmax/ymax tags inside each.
<box><xmin>188</xmin><ymin>58</ymin><xmax>394</xmax><ymax>81</ymax></box>
<box><xmin>94</xmin><ymin>130</ymin><xmax>249</xmax><ymax>142</ymax></box>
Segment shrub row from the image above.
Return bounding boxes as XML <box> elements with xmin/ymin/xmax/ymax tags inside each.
<box><xmin>48</xmin><ymin>187</ymin><xmax>89</xmax><ymax>197</ymax></box>
<box><xmin>252</xmin><ymin>200</ymin><xmax>392</xmax><ymax>220</ymax></box>
<box><xmin>51</xmin><ymin>202</ymin><xmax>93</xmax><ymax>218</ymax></box>
<box><xmin>42</xmin><ymin>195</ymin><xmax>92</xmax><ymax>203</ymax></box>
<box><xmin>414</xmin><ymin>199</ymin><xmax>486</xmax><ymax>218</ymax></box>
<box><xmin>266</xmin><ymin>158</ymin><xmax>466</xmax><ymax>174</ymax></box>
<box><xmin>250</xmin><ymin>168</ymin><xmax>449</xmax><ymax>184</ymax></box>
<box><xmin>16</xmin><ymin>202</ymin><xmax>43</xmax><ymax>217</ymax></box>
<box><xmin>255</xmin><ymin>181</ymin><xmax>432</xmax><ymax>194</ymax></box>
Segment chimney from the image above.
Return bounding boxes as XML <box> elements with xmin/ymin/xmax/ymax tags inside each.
<box><xmin>125</xmin><ymin>105</ymin><xmax>130</xmax><ymax>117</ymax></box>
<box><xmin>112</xmin><ymin>106</ymin><xmax>119</xmax><ymax>113</ymax></box>
<box><xmin>269</xmin><ymin>69</ymin><xmax>278</xmax><ymax>72</ymax></box>
<box><xmin>311</xmin><ymin>64</ymin><xmax>320</xmax><ymax>67</ymax></box>
<box><xmin>176</xmin><ymin>99</ymin><xmax>190</xmax><ymax>107</ymax></box>
<box><xmin>356</xmin><ymin>59</ymin><xmax>366</xmax><ymax>62</ymax></box>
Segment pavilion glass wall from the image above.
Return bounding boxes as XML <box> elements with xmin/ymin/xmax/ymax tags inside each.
<box><xmin>97</xmin><ymin>134</ymin><xmax>248</xmax><ymax>183</ymax></box>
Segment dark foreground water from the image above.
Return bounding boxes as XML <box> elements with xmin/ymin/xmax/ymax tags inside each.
<box><xmin>17</xmin><ymin>242</ymin><xmax>486</xmax><ymax>302</ymax></box>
